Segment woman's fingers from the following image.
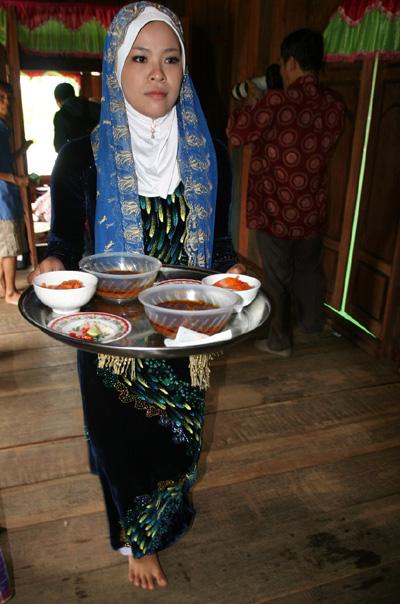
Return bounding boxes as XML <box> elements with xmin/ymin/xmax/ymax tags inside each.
<box><xmin>27</xmin><ymin>257</ymin><xmax>65</xmax><ymax>283</ymax></box>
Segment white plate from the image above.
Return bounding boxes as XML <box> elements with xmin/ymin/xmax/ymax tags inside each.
<box><xmin>48</xmin><ymin>312</ymin><xmax>131</xmax><ymax>344</ymax></box>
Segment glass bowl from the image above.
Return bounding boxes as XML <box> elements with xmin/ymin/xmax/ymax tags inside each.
<box><xmin>201</xmin><ymin>273</ymin><xmax>261</xmax><ymax>306</ymax></box>
<box><xmin>79</xmin><ymin>252</ymin><xmax>161</xmax><ymax>303</ymax></box>
<box><xmin>33</xmin><ymin>270</ymin><xmax>98</xmax><ymax>314</ymax></box>
<box><xmin>138</xmin><ymin>283</ymin><xmax>241</xmax><ymax>338</ymax></box>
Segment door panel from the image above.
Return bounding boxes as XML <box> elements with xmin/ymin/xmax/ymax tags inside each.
<box><xmin>319</xmin><ymin>62</ymin><xmax>362</xmax><ymax>304</ymax></box>
<box><xmin>346</xmin><ymin>62</ymin><xmax>400</xmax><ymax>336</ymax></box>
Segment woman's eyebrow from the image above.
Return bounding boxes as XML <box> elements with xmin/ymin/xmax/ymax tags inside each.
<box><xmin>131</xmin><ymin>45</ymin><xmax>180</xmax><ymax>53</ymax></box>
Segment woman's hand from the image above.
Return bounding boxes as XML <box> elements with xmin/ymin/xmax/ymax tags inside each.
<box><xmin>28</xmin><ymin>257</ymin><xmax>65</xmax><ymax>283</ymax></box>
<box><xmin>227</xmin><ymin>263</ymin><xmax>246</xmax><ymax>274</ymax></box>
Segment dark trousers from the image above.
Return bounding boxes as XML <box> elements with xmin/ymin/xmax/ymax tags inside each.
<box><xmin>256</xmin><ymin>231</ymin><xmax>325</xmax><ymax>350</ymax></box>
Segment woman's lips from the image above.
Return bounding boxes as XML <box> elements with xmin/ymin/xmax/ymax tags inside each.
<box><xmin>146</xmin><ymin>91</ymin><xmax>167</xmax><ymax>99</ymax></box>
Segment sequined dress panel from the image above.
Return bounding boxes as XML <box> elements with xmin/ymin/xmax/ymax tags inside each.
<box><xmin>78</xmin><ymin>186</ymin><xmax>203</xmax><ymax>558</ymax></box>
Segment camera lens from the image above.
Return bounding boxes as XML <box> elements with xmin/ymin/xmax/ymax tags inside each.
<box><xmin>231</xmin><ymin>81</ymin><xmax>249</xmax><ymax>100</ymax></box>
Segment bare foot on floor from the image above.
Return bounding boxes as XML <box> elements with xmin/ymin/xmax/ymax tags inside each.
<box><xmin>128</xmin><ymin>553</ymin><xmax>168</xmax><ymax>590</ymax></box>
<box><xmin>5</xmin><ymin>290</ymin><xmax>21</xmax><ymax>305</ymax></box>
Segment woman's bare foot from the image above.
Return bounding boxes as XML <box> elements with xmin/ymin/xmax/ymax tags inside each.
<box><xmin>5</xmin><ymin>290</ymin><xmax>20</xmax><ymax>305</ymax></box>
<box><xmin>128</xmin><ymin>553</ymin><xmax>168</xmax><ymax>590</ymax></box>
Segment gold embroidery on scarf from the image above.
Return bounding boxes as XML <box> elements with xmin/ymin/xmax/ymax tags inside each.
<box><xmin>189</xmin><ymin>157</ymin><xmax>210</xmax><ymax>171</ymax></box>
<box><xmin>118</xmin><ymin>175</ymin><xmax>136</xmax><ymax>192</ymax></box>
<box><xmin>116</xmin><ymin>151</ymin><xmax>134</xmax><ymax>168</ymax></box>
<box><xmin>113</xmin><ymin>125</ymin><xmax>130</xmax><ymax>140</ymax></box>
<box><xmin>124</xmin><ymin>225</ymin><xmax>142</xmax><ymax>241</ymax></box>
<box><xmin>182</xmin><ymin>109</ymin><xmax>198</xmax><ymax>125</ymax></box>
<box><xmin>121</xmin><ymin>201</ymin><xmax>139</xmax><ymax>216</ymax></box>
<box><xmin>186</xmin><ymin>134</ymin><xmax>204</xmax><ymax>148</ymax></box>
<box><xmin>110</xmin><ymin>99</ymin><xmax>125</xmax><ymax>113</ymax></box>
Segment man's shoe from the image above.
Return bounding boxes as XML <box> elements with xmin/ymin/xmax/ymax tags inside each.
<box><xmin>254</xmin><ymin>339</ymin><xmax>292</xmax><ymax>357</ymax></box>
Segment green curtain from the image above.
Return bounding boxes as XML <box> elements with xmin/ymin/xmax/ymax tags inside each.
<box><xmin>0</xmin><ymin>8</ymin><xmax>107</xmax><ymax>56</ymax></box>
<box><xmin>17</xmin><ymin>19</ymin><xmax>106</xmax><ymax>56</ymax></box>
<box><xmin>0</xmin><ymin>8</ymin><xmax>6</xmax><ymax>47</ymax></box>
<box><xmin>324</xmin><ymin>8</ymin><xmax>400</xmax><ymax>60</ymax></box>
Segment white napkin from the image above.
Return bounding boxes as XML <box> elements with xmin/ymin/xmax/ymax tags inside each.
<box><xmin>164</xmin><ymin>326</ymin><xmax>232</xmax><ymax>347</ymax></box>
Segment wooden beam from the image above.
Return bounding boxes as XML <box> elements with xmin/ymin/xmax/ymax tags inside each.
<box><xmin>6</xmin><ymin>7</ymin><xmax>38</xmax><ymax>268</ymax></box>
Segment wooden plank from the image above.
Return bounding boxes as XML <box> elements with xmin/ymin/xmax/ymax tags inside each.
<box><xmin>259</xmin><ymin>563</ymin><xmax>400</xmax><ymax>604</ymax></box>
<box><xmin>2</xmin><ymin>381</ymin><xmax>399</xmax><ymax>489</ymax></box>
<box><xmin>0</xmin><ymin>363</ymin><xmax>78</xmax><ymax>399</ymax></box>
<box><xmin>0</xmin><ymin>384</ymin><xmax>83</xmax><ymax>449</ymax></box>
<box><xmin>2</xmin><ymin>420</ymin><xmax>399</xmax><ymax>528</ymax></box>
<box><xmin>10</xmin><ymin>561</ymin><xmax>400</xmax><ymax>604</ymax></box>
<box><xmin>209</xmin><ymin>357</ymin><xmax>400</xmax><ymax>410</ymax></box>
<box><xmin>0</xmin><ymin>344</ymin><xmax>77</xmax><ymax>374</ymax></box>
<box><xmin>205</xmin><ymin>383</ymin><xmax>400</xmax><ymax>449</ymax></box>
<box><xmin>8</xmin><ymin>484</ymin><xmax>400</xmax><ymax>598</ymax></box>
<box><xmin>0</xmin><ymin>329</ymin><xmax>64</xmax><ymax>353</ymax></box>
<box><xmin>9</xmin><ymin>559</ymin><xmax>400</xmax><ymax>604</ymax></box>
<box><xmin>0</xmin><ymin>437</ymin><xmax>88</xmax><ymax>488</ymax></box>
<box><xmin>0</xmin><ymin>473</ymin><xmax>104</xmax><ymax>529</ymax></box>
<box><xmin>200</xmin><ymin>417</ymin><xmax>400</xmax><ymax>492</ymax></box>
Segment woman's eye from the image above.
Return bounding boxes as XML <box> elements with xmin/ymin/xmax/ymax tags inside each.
<box><xmin>165</xmin><ymin>56</ymin><xmax>180</xmax><ymax>64</ymax></box>
<box><xmin>132</xmin><ymin>55</ymin><xmax>146</xmax><ymax>63</ymax></box>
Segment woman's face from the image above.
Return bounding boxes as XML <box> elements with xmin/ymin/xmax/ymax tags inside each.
<box><xmin>121</xmin><ymin>20</ymin><xmax>183</xmax><ymax>119</ymax></box>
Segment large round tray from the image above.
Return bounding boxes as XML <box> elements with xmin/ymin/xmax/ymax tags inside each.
<box><xmin>19</xmin><ymin>266</ymin><xmax>270</xmax><ymax>358</ymax></box>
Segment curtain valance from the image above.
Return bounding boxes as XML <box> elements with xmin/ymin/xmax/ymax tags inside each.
<box><xmin>324</xmin><ymin>0</ymin><xmax>400</xmax><ymax>61</ymax></box>
<box><xmin>0</xmin><ymin>1</ymin><xmax>121</xmax><ymax>57</ymax></box>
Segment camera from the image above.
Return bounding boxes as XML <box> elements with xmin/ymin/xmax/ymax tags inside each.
<box><xmin>231</xmin><ymin>63</ymin><xmax>283</xmax><ymax>100</ymax></box>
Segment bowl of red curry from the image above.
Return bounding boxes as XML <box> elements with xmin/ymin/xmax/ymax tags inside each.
<box><xmin>33</xmin><ymin>270</ymin><xmax>98</xmax><ymax>314</ymax></box>
<box><xmin>138</xmin><ymin>283</ymin><xmax>241</xmax><ymax>338</ymax></box>
<box><xmin>201</xmin><ymin>273</ymin><xmax>261</xmax><ymax>307</ymax></box>
<box><xmin>79</xmin><ymin>252</ymin><xmax>161</xmax><ymax>303</ymax></box>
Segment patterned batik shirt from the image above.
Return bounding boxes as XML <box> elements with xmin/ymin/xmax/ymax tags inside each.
<box><xmin>227</xmin><ymin>75</ymin><xmax>345</xmax><ymax>239</ymax></box>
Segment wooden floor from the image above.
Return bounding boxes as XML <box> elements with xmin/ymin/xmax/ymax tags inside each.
<box><xmin>1</xmin><ymin>271</ymin><xmax>400</xmax><ymax>603</ymax></box>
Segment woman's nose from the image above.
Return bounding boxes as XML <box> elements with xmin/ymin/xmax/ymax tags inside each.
<box><xmin>149</xmin><ymin>64</ymin><xmax>165</xmax><ymax>81</ymax></box>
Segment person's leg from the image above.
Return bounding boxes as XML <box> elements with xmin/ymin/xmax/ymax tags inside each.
<box><xmin>255</xmin><ymin>231</ymin><xmax>294</xmax><ymax>352</ymax></box>
<box><xmin>292</xmin><ymin>238</ymin><xmax>325</xmax><ymax>333</ymax></box>
<box><xmin>2</xmin><ymin>256</ymin><xmax>20</xmax><ymax>304</ymax></box>
<box><xmin>0</xmin><ymin>257</ymin><xmax>4</xmax><ymax>297</ymax></box>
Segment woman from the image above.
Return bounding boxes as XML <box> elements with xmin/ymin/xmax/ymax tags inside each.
<box><xmin>30</xmin><ymin>2</ymin><xmax>242</xmax><ymax>591</ymax></box>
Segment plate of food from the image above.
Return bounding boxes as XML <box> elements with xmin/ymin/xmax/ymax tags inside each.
<box><xmin>48</xmin><ymin>312</ymin><xmax>131</xmax><ymax>343</ymax></box>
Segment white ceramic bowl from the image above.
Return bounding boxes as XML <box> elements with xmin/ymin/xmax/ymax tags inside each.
<box><xmin>201</xmin><ymin>273</ymin><xmax>261</xmax><ymax>306</ymax></box>
<box><xmin>138</xmin><ymin>283</ymin><xmax>241</xmax><ymax>338</ymax></box>
<box><xmin>33</xmin><ymin>270</ymin><xmax>98</xmax><ymax>314</ymax></box>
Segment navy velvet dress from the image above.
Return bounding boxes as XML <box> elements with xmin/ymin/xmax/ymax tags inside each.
<box><xmin>47</xmin><ymin>135</ymin><xmax>236</xmax><ymax>558</ymax></box>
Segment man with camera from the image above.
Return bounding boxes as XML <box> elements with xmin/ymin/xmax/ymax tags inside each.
<box><xmin>227</xmin><ymin>29</ymin><xmax>345</xmax><ymax>356</ymax></box>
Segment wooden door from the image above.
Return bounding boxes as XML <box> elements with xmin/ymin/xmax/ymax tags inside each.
<box><xmin>345</xmin><ymin>61</ymin><xmax>400</xmax><ymax>339</ymax></box>
<box><xmin>320</xmin><ymin>61</ymin><xmax>364</xmax><ymax>306</ymax></box>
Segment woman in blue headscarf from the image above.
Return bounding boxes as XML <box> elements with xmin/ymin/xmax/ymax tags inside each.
<box><xmin>30</xmin><ymin>1</ymin><xmax>242</xmax><ymax>590</ymax></box>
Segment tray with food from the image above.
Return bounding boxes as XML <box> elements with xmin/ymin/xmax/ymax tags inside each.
<box><xmin>19</xmin><ymin>256</ymin><xmax>270</xmax><ymax>358</ymax></box>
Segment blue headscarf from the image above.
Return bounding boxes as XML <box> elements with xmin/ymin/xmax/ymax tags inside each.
<box><xmin>92</xmin><ymin>1</ymin><xmax>217</xmax><ymax>269</ymax></box>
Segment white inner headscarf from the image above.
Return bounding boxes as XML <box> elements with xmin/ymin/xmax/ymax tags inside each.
<box><xmin>116</xmin><ymin>6</ymin><xmax>186</xmax><ymax>199</ymax></box>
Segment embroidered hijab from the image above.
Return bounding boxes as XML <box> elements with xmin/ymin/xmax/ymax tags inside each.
<box><xmin>92</xmin><ymin>1</ymin><xmax>217</xmax><ymax>268</ymax></box>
